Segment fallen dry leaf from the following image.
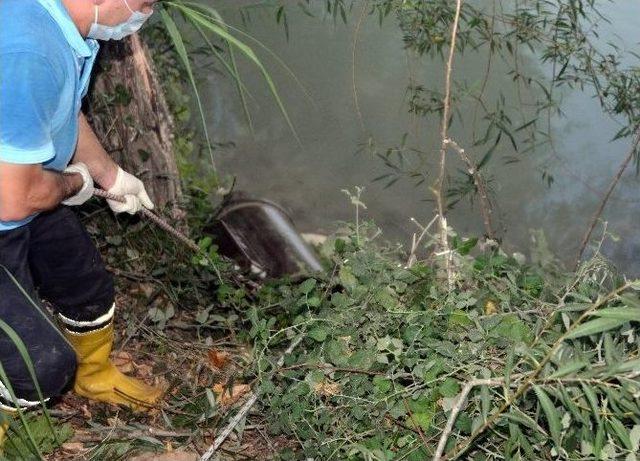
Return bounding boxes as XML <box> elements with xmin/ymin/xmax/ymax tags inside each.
<box><xmin>484</xmin><ymin>299</ymin><xmax>498</xmax><ymax>315</ymax></box>
<box><xmin>135</xmin><ymin>362</ymin><xmax>154</xmax><ymax>379</ymax></box>
<box><xmin>129</xmin><ymin>283</ymin><xmax>155</xmax><ymax>299</ymax></box>
<box><xmin>212</xmin><ymin>383</ymin><xmax>251</xmax><ymax>406</ymax></box>
<box><xmin>207</xmin><ymin>349</ymin><xmax>230</xmax><ymax>369</ymax></box>
<box><xmin>61</xmin><ymin>442</ymin><xmax>84</xmax><ymax>453</ymax></box>
<box><xmin>80</xmin><ymin>404</ymin><xmax>92</xmax><ymax>419</ymax></box>
<box><xmin>129</xmin><ymin>451</ymin><xmax>198</xmax><ymax>461</ymax></box>
<box><xmin>313</xmin><ymin>380</ymin><xmax>341</xmax><ymax>397</ymax></box>
<box><xmin>112</xmin><ymin>351</ymin><xmax>134</xmax><ymax>373</ymax></box>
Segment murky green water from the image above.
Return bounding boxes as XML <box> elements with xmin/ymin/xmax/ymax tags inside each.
<box><xmin>198</xmin><ymin>1</ymin><xmax>640</xmax><ymax>275</ymax></box>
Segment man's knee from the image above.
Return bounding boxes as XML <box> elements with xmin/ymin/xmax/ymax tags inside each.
<box><xmin>2</xmin><ymin>336</ymin><xmax>77</xmax><ymax>404</ymax></box>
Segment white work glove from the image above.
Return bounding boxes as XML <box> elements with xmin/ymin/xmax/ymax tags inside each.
<box><xmin>106</xmin><ymin>167</ymin><xmax>155</xmax><ymax>214</ymax></box>
<box><xmin>62</xmin><ymin>162</ymin><xmax>94</xmax><ymax>206</ymax></box>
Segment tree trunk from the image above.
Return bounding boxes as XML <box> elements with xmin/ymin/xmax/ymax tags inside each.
<box><xmin>87</xmin><ymin>34</ymin><xmax>181</xmax><ymax>208</ymax></box>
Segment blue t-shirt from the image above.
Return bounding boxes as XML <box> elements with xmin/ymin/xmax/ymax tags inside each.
<box><xmin>0</xmin><ymin>0</ymin><xmax>99</xmax><ymax>231</ymax></box>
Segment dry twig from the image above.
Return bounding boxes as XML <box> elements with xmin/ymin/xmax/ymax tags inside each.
<box><xmin>406</xmin><ymin>215</ymin><xmax>439</xmax><ymax>268</ymax></box>
<box><xmin>432</xmin><ymin>378</ymin><xmax>503</xmax><ymax>461</ymax></box>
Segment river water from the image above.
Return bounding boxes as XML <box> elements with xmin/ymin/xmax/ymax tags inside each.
<box><xmin>196</xmin><ymin>1</ymin><xmax>640</xmax><ymax>276</ymax></box>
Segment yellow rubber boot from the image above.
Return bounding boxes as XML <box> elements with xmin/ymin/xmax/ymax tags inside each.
<box><xmin>63</xmin><ymin>323</ymin><xmax>162</xmax><ymax>411</ymax></box>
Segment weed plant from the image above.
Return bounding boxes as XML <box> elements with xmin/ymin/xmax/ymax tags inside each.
<box><xmin>234</xmin><ymin>223</ymin><xmax>639</xmax><ymax>460</ymax></box>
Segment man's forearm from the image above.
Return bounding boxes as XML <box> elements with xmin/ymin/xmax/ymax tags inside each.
<box><xmin>74</xmin><ymin>113</ymin><xmax>118</xmax><ymax>189</ymax></box>
<box><xmin>0</xmin><ymin>165</ymin><xmax>83</xmax><ymax>221</ymax></box>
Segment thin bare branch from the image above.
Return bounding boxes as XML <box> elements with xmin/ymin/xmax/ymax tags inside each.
<box><xmin>434</xmin><ymin>0</ymin><xmax>464</xmax><ymax>288</ymax></box>
<box><xmin>575</xmin><ymin>128</ymin><xmax>640</xmax><ymax>268</ymax></box>
<box><xmin>406</xmin><ymin>215</ymin><xmax>439</xmax><ymax>268</ymax></box>
<box><xmin>433</xmin><ymin>378</ymin><xmax>503</xmax><ymax>461</ymax></box>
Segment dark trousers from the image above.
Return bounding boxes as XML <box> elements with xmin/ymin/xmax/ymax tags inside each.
<box><xmin>0</xmin><ymin>207</ymin><xmax>114</xmax><ymax>405</ymax></box>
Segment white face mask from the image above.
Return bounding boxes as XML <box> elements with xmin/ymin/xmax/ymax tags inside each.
<box><xmin>87</xmin><ymin>0</ymin><xmax>152</xmax><ymax>41</ymax></box>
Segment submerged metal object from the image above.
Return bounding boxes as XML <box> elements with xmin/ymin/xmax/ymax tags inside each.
<box><xmin>207</xmin><ymin>195</ymin><xmax>324</xmax><ymax>279</ymax></box>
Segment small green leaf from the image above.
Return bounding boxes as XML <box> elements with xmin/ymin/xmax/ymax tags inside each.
<box><xmin>608</xmin><ymin>417</ymin><xmax>633</xmax><ymax>450</ymax></box>
<box><xmin>298</xmin><ymin>278</ymin><xmax>317</xmax><ymax>295</ymax></box>
<box><xmin>619</xmin><ymin>294</ymin><xmax>640</xmax><ymax>309</ymax></box>
<box><xmin>547</xmin><ymin>360</ymin><xmax>587</xmax><ymax>379</ymax></box>
<box><xmin>581</xmin><ymin>382</ymin><xmax>600</xmax><ymax>423</ymax></box>
<box><xmin>594</xmin><ymin>422</ymin><xmax>605</xmax><ymax>457</ymax></box>
<box><xmin>439</xmin><ymin>378</ymin><xmax>460</xmax><ymax>398</ymax></box>
<box><xmin>480</xmin><ymin>382</ymin><xmax>490</xmax><ymax>421</ymax></box>
<box><xmin>533</xmin><ymin>385</ymin><xmax>562</xmax><ymax>448</ymax></box>
<box><xmin>409</xmin><ymin>412</ymin><xmax>433</xmax><ymax>432</ymax></box>
<box><xmin>308</xmin><ymin>327</ymin><xmax>328</xmax><ymax>343</ymax></box>
<box><xmin>306</xmin><ymin>296</ymin><xmax>321</xmax><ymax>308</ymax></box>
<box><xmin>592</xmin><ymin>307</ymin><xmax>640</xmax><ymax>322</ymax></box>
<box><xmin>339</xmin><ymin>266</ymin><xmax>358</xmax><ymax>289</ymax></box>
<box><xmin>504</xmin><ymin>408</ymin><xmax>546</xmax><ymax>435</ymax></box>
<box><xmin>565</xmin><ymin>317</ymin><xmax>627</xmax><ymax>339</ymax></box>
<box><xmin>491</xmin><ymin>314</ymin><xmax>533</xmax><ymax>343</ymax></box>
<box><xmin>613</xmin><ymin>359</ymin><xmax>640</xmax><ymax>373</ymax></box>
<box><xmin>630</xmin><ymin>425</ymin><xmax>640</xmax><ymax>451</ymax></box>
<box><xmin>373</xmin><ymin>377</ymin><xmax>392</xmax><ymax>394</ymax></box>
<box><xmin>454</xmin><ymin>237</ymin><xmax>478</xmax><ymax>256</ymax></box>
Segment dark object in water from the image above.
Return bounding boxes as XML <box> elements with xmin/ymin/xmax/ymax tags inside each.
<box><xmin>207</xmin><ymin>195</ymin><xmax>324</xmax><ymax>279</ymax></box>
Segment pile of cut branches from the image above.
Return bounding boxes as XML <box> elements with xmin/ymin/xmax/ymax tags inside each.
<box><xmin>227</xmin><ymin>220</ymin><xmax>640</xmax><ymax>460</ymax></box>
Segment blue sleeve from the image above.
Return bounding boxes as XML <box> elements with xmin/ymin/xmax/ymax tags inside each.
<box><xmin>0</xmin><ymin>52</ymin><xmax>61</xmax><ymax>164</ymax></box>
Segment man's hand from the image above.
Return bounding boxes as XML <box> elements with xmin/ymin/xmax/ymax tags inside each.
<box><xmin>106</xmin><ymin>167</ymin><xmax>154</xmax><ymax>214</ymax></box>
<box><xmin>72</xmin><ymin>114</ymin><xmax>154</xmax><ymax>215</ymax></box>
<box><xmin>61</xmin><ymin>163</ymin><xmax>94</xmax><ymax>206</ymax></box>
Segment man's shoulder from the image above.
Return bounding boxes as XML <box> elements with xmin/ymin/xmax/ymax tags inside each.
<box><xmin>0</xmin><ymin>0</ymin><xmax>66</xmax><ymax>58</ymax></box>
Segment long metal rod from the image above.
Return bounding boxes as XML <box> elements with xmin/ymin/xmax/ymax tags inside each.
<box><xmin>93</xmin><ymin>189</ymin><xmax>200</xmax><ymax>252</ymax></box>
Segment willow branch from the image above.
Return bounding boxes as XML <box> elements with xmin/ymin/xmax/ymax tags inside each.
<box><xmin>444</xmin><ymin>282</ymin><xmax>632</xmax><ymax>460</ymax></box>
<box><xmin>575</xmin><ymin>128</ymin><xmax>640</xmax><ymax>268</ymax></box>
<box><xmin>433</xmin><ymin>361</ymin><xmax>638</xmax><ymax>461</ymax></box>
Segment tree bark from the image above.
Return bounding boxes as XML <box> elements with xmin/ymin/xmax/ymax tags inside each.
<box><xmin>87</xmin><ymin>34</ymin><xmax>182</xmax><ymax>208</ymax></box>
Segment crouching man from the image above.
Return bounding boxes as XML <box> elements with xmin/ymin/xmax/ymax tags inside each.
<box><xmin>0</xmin><ymin>0</ymin><xmax>162</xmax><ymax>444</ymax></box>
